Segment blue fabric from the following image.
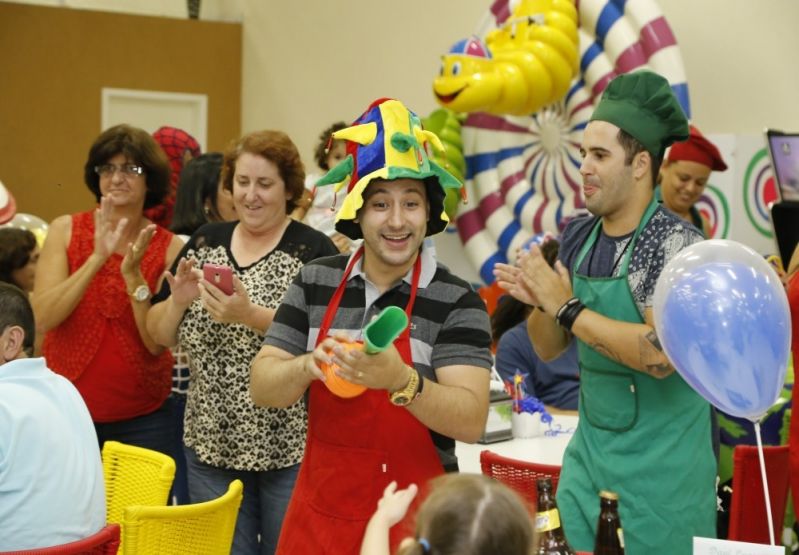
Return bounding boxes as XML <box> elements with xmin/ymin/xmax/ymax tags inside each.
<box><xmin>94</xmin><ymin>394</ymin><xmax>178</xmax><ymax>461</ymax></box>
<box><xmin>495</xmin><ymin>322</ymin><xmax>581</xmax><ymax>410</ymax></box>
<box><xmin>184</xmin><ymin>447</ymin><xmax>299</xmax><ymax>555</ymax></box>
<box><xmin>170</xmin><ymin>393</ymin><xmax>189</xmax><ymax>505</ymax></box>
<box><xmin>0</xmin><ymin>358</ymin><xmax>106</xmax><ymax>550</ymax></box>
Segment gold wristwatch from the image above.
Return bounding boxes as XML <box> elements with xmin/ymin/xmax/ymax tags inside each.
<box><xmin>389</xmin><ymin>366</ymin><xmax>422</xmax><ymax>407</ymax></box>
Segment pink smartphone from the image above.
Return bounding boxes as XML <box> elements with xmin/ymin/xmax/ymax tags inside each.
<box><xmin>203</xmin><ymin>263</ymin><xmax>234</xmax><ymax>295</ymax></box>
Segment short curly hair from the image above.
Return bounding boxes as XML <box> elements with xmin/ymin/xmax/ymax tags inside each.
<box><xmin>83</xmin><ymin>124</ymin><xmax>171</xmax><ymax>209</ymax></box>
<box><xmin>221</xmin><ymin>130</ymin><xmax>305</xmax><ymax>214</ymax></box>
<box><xmin>313</xmin><ymin>121</ymin><xmax>348</xmax><ymax>171</ymax></box>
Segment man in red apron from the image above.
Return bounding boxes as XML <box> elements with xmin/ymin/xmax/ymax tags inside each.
<box><xmin>252</xmin><ymin>98</ymin><xmax>493</xmax><ymax>554</ymax></box>
<box><xmin>495</xmin><ymin>71</ymin><xmax>716</xmax><ymax>553</ymax></box>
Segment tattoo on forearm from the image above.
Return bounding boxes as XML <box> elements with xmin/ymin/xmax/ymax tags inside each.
<box><xmin>588</xmin><ymin>342</ymin><xmax>621</xmax><ymax>363</ymax></box>
<box><xmin>640</xmin><ymin>330</ymin><xmax>672</xmax><ymax>378</ymax></box>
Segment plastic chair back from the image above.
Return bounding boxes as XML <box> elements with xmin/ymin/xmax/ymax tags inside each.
<box><xmin>479</xmin><ymin>449</ymin><xmax>561</xmax><ymax>507</ymax></box>
<box><xmin>728</xmin><ymin>444</ymin><xmax>790</xmax><ymax>543</ymax></box>
<box><xmin>121</xmin><ymin>479</ymin><xmax>243</xmax><ymax>555</ymax></box>
<box><xmin>0</xmin><ymin>523</ymin><xmax>120</xmax><ymax>554</ymax></box>
<box><xmin>101</xmin><ymin>441</ymin><xmax>176</xmax><ymax>526</ymax></box>
<box><xmin>477</xmin><ymin>281</ymin><xmax>504</xmax><ymax>316</ymax></box>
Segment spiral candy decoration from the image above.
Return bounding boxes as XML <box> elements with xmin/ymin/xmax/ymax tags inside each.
<box><xmin>457</xmin><ymin>0</ymin><xmax>691</xmax><ymax>283</ymax></box>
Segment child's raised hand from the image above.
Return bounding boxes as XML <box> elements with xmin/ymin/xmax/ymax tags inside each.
<box><xmin>375</xmin><ymin>481</ymin><xmax>418</xmax><ymax>527</ymax></box>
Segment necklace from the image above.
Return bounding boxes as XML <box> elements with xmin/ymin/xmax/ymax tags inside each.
<box><xmin>586</xmin><ymin>227</ymin><xmax>633</xmax><ymax>277</ymax></box>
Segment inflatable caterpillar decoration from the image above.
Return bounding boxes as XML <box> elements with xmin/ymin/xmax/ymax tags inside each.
<box><xmin>433</xmin><ymin>0</ymin><xmax>579</xmax><ymax>116</ymax></box>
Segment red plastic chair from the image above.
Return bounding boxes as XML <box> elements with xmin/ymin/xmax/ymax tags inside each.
<box><xmin>0</xmin><ymin>523</ymin><xmax>120</xmax><ymax>554</ymax></box>
<box><xmin>477</xmin><ymin>281</ymin><xmax>504</xmax><ymax>316</ymax></box>
<box><xmin>479</xmin><ymin>449</ymin><xmax>562</xmax><ymax>508</ymax></box>
<box><xmin>727</xmin><ymin>444</ymin><xmax>790</xmax><ymax>544</ymax></box>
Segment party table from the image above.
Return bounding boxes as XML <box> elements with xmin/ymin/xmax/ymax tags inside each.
<box><xmin>456</xmin><ymin>414</ymin><xmax>578</xmax><ymax>474</ymax></box>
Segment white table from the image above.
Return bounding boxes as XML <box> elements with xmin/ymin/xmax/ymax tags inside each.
<box><xmin>456</xmin><ymin>414</ymin><xmax>578</xmax><ymax>474</ymax></box>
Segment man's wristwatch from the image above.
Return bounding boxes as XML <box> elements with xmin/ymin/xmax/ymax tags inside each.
<box><xmin>128</xmin><ymin>283</ymin><xmax>152</xmax><ymax>302</ymax></box>
<box><xmin>389</xmin><ymin>366</ymin><xmax>423</xmax><ymax>407</ymax></box>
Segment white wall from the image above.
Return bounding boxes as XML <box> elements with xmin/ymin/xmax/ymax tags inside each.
<box><xmin>8</xmin><ymin>0</ymin><xmax>796</xmax><ymax>157</ymax></box>
<box><xmin>5</xmin><ymin>0</ymin><xmax>799</xmax><ymax>282</ymax></box>
<box><xmin>237</xmin><ymin>0</ymin><xmax>799</xmax><ymax>283</ymax></box>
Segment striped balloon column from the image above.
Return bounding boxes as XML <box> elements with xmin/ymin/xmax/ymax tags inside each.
<box><xmin>456</xmin><ymin>0</ymin><xmax>691</xmax><ymax>284</ymax></box>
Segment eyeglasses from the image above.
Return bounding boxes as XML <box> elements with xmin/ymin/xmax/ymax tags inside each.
<box><xmin>94</xmin><ymin>163</ymin><xmax>145</xmax><ymax>178</ymax></box>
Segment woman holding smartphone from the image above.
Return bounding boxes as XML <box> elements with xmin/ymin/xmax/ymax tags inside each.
<box><xmin>147</xmin><ymin>130</ymin><xmax>337</xmax><ymax>555</ymax></box>
<box><xmin>33</xmin><ymin>124</ymin><xmax>184</xmax><ymax>457</ymax></box>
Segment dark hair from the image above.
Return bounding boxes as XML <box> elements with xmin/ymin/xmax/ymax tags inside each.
<box><xmin>222</xmin><ymin>130</ymin><xmax>305</xmax><ymax>214</ymax></box>
<box><xmin>0</xmin><ymin>228</ymin><xmax>37</xmax><ymax>289</ymax></box>
<box><xmin>170</xmin><ymin>152</ymin><xmax>224</xmax><ymax>235</ymax></box>
<box><xmin>617</xmin><ymin>129</ymin><xmax>661</xmax><ymax>186</ymax></box>
<box><xmin>397</xmin><ymin>474</ymin><xmax>534</xmax><ymax>555</ymax></box>
<box><xmin>84</xmin><ymin>124</ymin><xmax>171</xmax><ymax>209</ymax></box>
<box><xmin>314</xmin><ymin>121</ymin><xmax>348</xmax><ymax>171</ymax></box>
<box><xmin>490</xmin><ymin>239</ymin><xmax>560</xmax><ymax>343</ymax></box>
<box><xmin>0</xmin><ymin>282</ymin><xmax>35</xmax><ymax>357</ymax></box>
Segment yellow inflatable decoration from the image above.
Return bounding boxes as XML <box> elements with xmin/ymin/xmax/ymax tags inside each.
<box><xmin>433</xmin><ymin>0</ymin><xmax>578</xmax><ymax>116</ymax></box>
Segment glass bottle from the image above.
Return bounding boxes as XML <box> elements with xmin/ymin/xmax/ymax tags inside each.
<box><xmin>594</xmin><ymin>490</ymin><xmax>625</xmax><ymax>555</ymax></box>
<box><xmin>535</xmin><ymin>477</ymin><xmax>575</xmax><ymax>555</ymax></box>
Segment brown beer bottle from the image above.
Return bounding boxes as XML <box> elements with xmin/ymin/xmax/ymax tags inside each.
<box><xmin>594</xmin><ymin>490</ymin><xmax>625</xmax><ymax>554</ymax></box>
<box><xmin>535</xmin><ymin>477</ymin><xmax>575</xmax><ymax>555</ymax></box>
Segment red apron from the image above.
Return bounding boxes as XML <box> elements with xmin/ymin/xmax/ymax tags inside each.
<box><xmin>276</xmin><ymin>248</ymin><xmax>445</xmax><ymax>554</ymax></box>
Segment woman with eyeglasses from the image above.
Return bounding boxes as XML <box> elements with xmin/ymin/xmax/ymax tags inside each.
<box><xmin>32</xmin><ymin>124</ymin><xmax>184</xmax><ymax>460</ymax></box>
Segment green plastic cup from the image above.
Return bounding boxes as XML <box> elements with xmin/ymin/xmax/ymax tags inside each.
<box><xmin>362</xmin><ymin>306</ymin><xmax>409</xmax><ymax>354</ymax></box>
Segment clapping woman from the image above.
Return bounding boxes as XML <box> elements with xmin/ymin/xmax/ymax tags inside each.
<box><xmin>33</xmin><ymin>124</ymin><xmax>184</xmax><ymax>456</ymax></box>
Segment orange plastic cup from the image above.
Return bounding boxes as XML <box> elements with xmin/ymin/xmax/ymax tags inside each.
<box><xmin>319</xmin><ymin>341</ymin><xmax>367</xmax><ymax>398</ymax></box>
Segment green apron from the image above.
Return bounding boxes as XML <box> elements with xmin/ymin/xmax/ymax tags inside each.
<box><xmin>556</xmin><ymin>199</ymin><xmax>716</xmax><ymax>554</ymax></box>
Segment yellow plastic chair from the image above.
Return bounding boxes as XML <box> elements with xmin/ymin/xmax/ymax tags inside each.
<box><xmin>101</xmin><ymin>441</ymin><xmax>176</xmax><ymax>526</ymax></box>
<box><xmin>120</xmin><ymin>479</ymin><xmax>243</xmax><ymax>555</ymax></box>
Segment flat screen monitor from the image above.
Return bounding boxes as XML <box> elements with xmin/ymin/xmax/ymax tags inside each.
<box><xmin>765</xmin><ymin>129</ymin><xmax>799</xmax><ymax>202</ymax></box>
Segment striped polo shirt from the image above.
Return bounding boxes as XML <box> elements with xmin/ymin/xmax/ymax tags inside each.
<box><xmin>263</xmin><ymin>246</ymin><xmax>493</xmax><ymax>464</ymax></box>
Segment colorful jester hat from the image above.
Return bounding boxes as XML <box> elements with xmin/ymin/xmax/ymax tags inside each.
<box><xmin>316</xmin><ymin>98</ymin><xmax>464</xmax><ymax>240</ymax></box>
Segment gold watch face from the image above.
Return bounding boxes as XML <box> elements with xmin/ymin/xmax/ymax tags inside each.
<box><xmin>391</xmin><ymin>394</ymin><xmax>411</xmax><ymax>406</ymax></box>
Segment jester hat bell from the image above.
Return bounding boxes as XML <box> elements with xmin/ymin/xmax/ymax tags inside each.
<box><xmin>316</xmin><ymin>98</ymin><xmax>463</xmax><ymax>239</ymax></box>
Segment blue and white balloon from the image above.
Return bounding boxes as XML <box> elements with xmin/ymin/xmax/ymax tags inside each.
<box><xmin>653</xmin><ymin>240</ymin><xmax>790</xmax><ymax>420</ymax></box>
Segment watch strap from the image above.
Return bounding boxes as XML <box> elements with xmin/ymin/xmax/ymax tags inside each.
<box><xmin>389</xmin><ymin>366</ymin><xmax>421</xmax><ymax>406</ymax></box>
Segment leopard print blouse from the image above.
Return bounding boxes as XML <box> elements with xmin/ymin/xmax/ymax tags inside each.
<box><xmin>154</xmin><ymin>220</ymin><xmax>337</xmax><ymax>470</ymax></box>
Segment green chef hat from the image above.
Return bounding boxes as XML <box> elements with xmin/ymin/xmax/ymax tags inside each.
<box><xmin>590</xmin><ymin>70</ymin><xmax>689</xmax><ymax>159</ymax></box>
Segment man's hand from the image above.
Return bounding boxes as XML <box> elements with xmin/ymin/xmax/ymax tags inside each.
<box><xmin>321</xmin><ymin>333</ymin><xmax>409</xmax><ymax>392</ymax></box>
<box><xmin>493</xmin><ymin>261</ymin><xmax>541</xmax><ymax>306</ymax></box>
<box><xmin>517</xmin><ymin>246</ymin><xmax>574</xmax><ymax>315</ymax></box>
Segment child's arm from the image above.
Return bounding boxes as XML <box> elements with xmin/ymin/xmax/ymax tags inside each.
<box><xmin>360</xmin><ymin>481</ymin><xmax>418</xmax><ymax>555</ymax></box>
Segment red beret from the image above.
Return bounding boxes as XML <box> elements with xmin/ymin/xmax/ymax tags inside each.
<box><xmin>667</xmin><ymin>125</ymin><xmax>727</xmax><ymax>171</ymax></box>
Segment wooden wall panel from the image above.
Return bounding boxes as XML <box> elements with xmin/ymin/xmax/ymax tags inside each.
<box><xmin>0</xmin><ymin>2</ymin><xmax>241</xmax><ymax>222</ymax></box>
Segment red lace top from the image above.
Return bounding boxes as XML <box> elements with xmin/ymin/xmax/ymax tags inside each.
<box><xmin>42</xmin><ymin>211</ymin><xmax>174</xmax><ymax>422</ymax></box>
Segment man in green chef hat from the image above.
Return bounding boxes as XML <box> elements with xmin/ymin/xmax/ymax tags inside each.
<box><xmin>495</xmin><ymin>70</ymin><xmax>715</xmax><ymax>553</ymax></box>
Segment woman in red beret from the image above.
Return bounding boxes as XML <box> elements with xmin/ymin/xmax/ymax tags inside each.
<box><xmin>658</xmin><ymin>125</ymin><xmax>727</xmax><ymax>238</ymax></box>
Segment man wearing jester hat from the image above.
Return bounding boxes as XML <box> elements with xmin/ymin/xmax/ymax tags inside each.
<box><xmin>252</xmin><ymin>98</ymin><xmax>493</xmax><ymax>554</ymax></box>
<box><xmin>496</xmin><ymin>70</ymin><xmax>715</xmax><ymax>553</ymax></box>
